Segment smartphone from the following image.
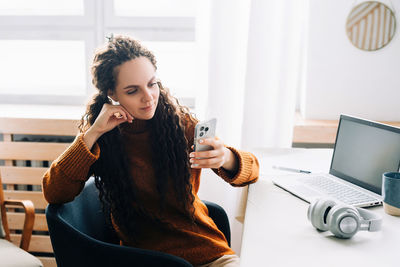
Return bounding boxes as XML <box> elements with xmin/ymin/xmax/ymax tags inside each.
<box><xmin>194</xmin><ymin>118</ymin><xmax>217</xmax><ymax>152</ymax></box>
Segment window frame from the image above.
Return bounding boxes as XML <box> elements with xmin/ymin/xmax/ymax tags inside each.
<box><xmin>0</xmin><ymin>0</ymin><xmax>196</xmax><ymax>108</ymax></box>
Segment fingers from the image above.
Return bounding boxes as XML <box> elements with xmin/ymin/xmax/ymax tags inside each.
<box><xmin>195</xmin><ymin>137</ymin><xmax>223</xmax><ymax>150</ymax></box>
<box><xmin>191</xmin><ymin>149</ymin><xmax>220</xmax><ymax>159</ymax></box>
<box><xmin>109</xmin><ymin>109</ymin><xmax>127</xmax><ymax>122</ymax></box>
<box><xmin>117</xmin><ymin>106</ymin><xmax>134</xmax><ymax>122</ymax></box>
<box><xmin>104</xmin><ymin>103</ymin><xmax>134</xmax><ymax>122</ymax></box>
<box><xmin>112</xmin><ymin>110</ymin><xmax>130</xmax><ymax>122</ymax></box>
<box><xmin>190</xmin><ymin>156</ymin><xmax>225</xmax><ymax>169</ymax></box>
<box><xmin>113</xmin><ymin>112</ymin><xmax>123</xmax><ymax>119</ymax></box>
<box><xmin>190</xmin><ymin>137</ymin><xmax>225</xmax><ymax>169</ymax></box>
<box><xmin>91</xmin><ymin>104</ymin><xmax>135</xmax><ymax>136</ymax></box>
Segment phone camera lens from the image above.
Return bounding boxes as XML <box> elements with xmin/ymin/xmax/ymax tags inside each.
<box><xmin>200</xmin><ymin>132</ymin><xmax>204</xmax><ymax>137</ymax></box>
<box><xmin>200</xmin><ymin>126</ymin><xmax>205</xmax><ymax>131</ymax></box>
<box><xmin>205</xmin><ymin>127</ymin><xmax>209</xmax><ymax>131</ymax></box>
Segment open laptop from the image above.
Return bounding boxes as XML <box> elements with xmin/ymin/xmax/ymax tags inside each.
<box><xmin>272</xmin><ymin>114</ymin><xmax>400</xmax><ymax>207</ymax></box>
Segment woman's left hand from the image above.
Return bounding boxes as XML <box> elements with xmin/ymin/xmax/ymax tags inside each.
<box><xmin>189</xmin><ymin>138</ymin><xmax>238</xmax><ymax>172</ymax></box>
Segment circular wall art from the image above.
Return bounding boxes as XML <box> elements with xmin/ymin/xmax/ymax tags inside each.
<box><xmin>346</xmin><ymin>1</ymin><xmax>396</xmax><ymax>51</ymax></box>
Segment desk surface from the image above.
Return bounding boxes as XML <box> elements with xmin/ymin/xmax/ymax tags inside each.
<box><xmin>240</xmin><ymin>148</ymin><xmax>400</xmax><ymax>267</ymax></box>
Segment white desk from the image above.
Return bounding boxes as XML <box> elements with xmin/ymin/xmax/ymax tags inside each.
<box><xmin>240</xmin><ymin>148</ymin><xmax>400</xmax><ymax>267</ymax></box>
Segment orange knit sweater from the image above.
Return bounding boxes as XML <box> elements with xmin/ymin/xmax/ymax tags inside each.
<box><xmin>42</xmin><ymin>118</ymin><xmax>259</xmax><ymax>265</ymax></box>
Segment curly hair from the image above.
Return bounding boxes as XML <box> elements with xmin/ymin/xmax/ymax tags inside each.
<box><xmin>79</xmin><ymin>35</ymin><xmax>197</xmax><ymax>239</ymax></box>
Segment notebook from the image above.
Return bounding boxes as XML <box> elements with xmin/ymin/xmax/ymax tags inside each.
<box><xmin>272</xmin><ymin>114</ymin><xmax>400</xmax><ymax>207</ymax></box>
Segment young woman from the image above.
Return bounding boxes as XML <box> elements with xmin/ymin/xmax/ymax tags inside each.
<box><xmin>42</xmin><ymin>35</ymin><xmax>259</xmax><ymax>267</ymax></box>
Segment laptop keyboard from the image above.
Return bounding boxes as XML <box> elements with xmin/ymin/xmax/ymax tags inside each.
<box><xmin>302</xmin><ymin>175</ymin><xmax>379</xmax><ymax>205</ymax></box>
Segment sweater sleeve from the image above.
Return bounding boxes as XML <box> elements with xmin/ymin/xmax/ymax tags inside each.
<box><xmin>213</xmin><ymin>146</ymin><xmax>259</xmax><ymax>187</ymax></box>
<box><xmin>42</xmin><ymin>133</ymin><xmax>100</xmax><ymax>204</ymax></box>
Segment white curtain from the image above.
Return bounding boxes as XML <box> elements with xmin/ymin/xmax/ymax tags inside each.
<box><xmin>196</xmin><ymin>0</ymin><xmax>307</xmax><ymax>255</ymax></box>
<box><xmin>241</xmin><ymin>0</ymin><xmax>305</xmax><ymax>149</ymax></box>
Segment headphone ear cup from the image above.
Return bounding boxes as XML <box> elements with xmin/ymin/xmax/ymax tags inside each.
<box><xmin>308</xmin><ymin>198</ymin><xmax>336</xmax><ymax>232</ymax></box>
<box><xmin>327</xmin><ymin>204</ymin><xmax>360</xmax><ymax>239</ymax></box>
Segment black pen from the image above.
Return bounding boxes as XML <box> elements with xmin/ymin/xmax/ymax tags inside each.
<box><xmin>272</xmin><ymin>165</ymin><xmax>311</xmax><ymax>174</ymax></box>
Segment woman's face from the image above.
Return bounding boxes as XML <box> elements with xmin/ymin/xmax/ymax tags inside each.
<box><xmin>109</xmin><ymin>57</ymin><xmax>160</xmax><ymax>120</ymax></box>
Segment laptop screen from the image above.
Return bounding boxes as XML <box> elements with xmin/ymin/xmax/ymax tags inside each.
<box><xmin>329</xmin><ymin>115</ymin><xmax>400</xmax><ymax>195</ymax></box>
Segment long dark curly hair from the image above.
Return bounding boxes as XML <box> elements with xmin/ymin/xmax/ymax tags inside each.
<box><xmin>79</xmin><ymin>35</ymin><xmax>197</xmax><ymax>238</ymax></box>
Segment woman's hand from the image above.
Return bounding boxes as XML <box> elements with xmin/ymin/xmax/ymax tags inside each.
<box><xmin>83</xmin><ymin>103</ymin><xmax>134</xmax><ymax>149</ymax></box>
<box><xmin>189</xmin><ymin>138</ymin><xmax>238</xmax><ymax>173</ymax></box>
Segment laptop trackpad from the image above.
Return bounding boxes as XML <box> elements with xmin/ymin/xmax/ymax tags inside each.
<box><xmin>277</xmin><ymin>183</ymin><xmax>323</xmax><ymax>202</ymax></box>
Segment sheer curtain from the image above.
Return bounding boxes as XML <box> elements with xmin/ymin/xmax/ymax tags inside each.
<box><xmin>241</xmin><ymin>0</ymin><xmax>306</xmax><ymax>149</ymax></box>
<box><xmin>196</xmin><ymin>0</ymin><xmax>307</xmax><ymax>255</ymax></box>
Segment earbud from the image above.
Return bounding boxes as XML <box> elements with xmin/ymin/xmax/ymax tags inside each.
<box><xmin>108</xmin><ymin>96</ymin><xmax>119</xmax><ymax>105</ymax></box>
<box><xmin>307</xmin><ymin>198</ymin><xmax>382</xmax><ymax>239</ymax></box>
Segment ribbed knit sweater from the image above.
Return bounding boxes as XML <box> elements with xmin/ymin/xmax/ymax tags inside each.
<box><xmin>42</xmin><ymin>118</ymin><xmax>259</xmax><ymax>265</ymax></box>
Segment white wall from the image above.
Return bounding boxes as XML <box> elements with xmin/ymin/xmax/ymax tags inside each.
<box><xmin>301</xmin><ymin>0</ymin><xmax>400</xmax><ymax>121</ymax></box>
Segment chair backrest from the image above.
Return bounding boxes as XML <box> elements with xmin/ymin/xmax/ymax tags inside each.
<box><xmin>0</xmin><ymin>117</ymin><xmax>79</xmax><ymax>267</ymax></box>
<box><xmin>56</xmin><ymin>178</ymin><xmax>118</xmax><ymax>243</ymax></box>
<box><xmin>46</xmin><ymin>178</ymin><xmax>193</xmax><ymax>267</ymax></box>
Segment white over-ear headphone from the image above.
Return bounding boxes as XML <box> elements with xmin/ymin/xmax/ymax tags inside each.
<box><xmin>307</xmin><ymin>198</ymin><xmax>382</xmax><ymax>239</ymax></box>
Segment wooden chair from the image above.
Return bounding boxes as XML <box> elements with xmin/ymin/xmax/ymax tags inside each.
<box><xmin>0</xmin><ymin>117</ymin><xmax>79</xmax><ymax>267</ymax></box>
<box><xmin>1</xmin><ymin>174</ymin><xmax>43</xmax><ymax>266</ymax></box>
<box><xmin>0</xmin><ymin>174</ymin><xmax>35</xmax><ymax>250</ymax></box>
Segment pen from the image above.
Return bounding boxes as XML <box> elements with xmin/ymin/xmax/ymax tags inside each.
<box><xmin>272</xmin><ymin>165</ymin><xmax>311</xmax><ymax>174</ymax></box>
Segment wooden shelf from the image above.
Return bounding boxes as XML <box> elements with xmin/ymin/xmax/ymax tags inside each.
<box><xmin>293</xmin><ymin>112</ymin><xmax>400</xmax><ymax>145</ymax></box>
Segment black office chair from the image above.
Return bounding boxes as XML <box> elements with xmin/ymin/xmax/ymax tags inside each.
<box><xmin>46</xmin><ymin>178</ymin><xmax>230</xmax><ymax>267</ymax></box>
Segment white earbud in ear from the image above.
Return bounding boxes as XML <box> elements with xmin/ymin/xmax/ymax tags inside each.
<box><xmin>108</xmin><ymin>96</ymin><xmax>119</xmax><ymax>105</ymax></box>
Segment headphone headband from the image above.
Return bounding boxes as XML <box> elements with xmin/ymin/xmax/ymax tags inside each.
<box><xmin>356</xmin><ymin>207</ymin><xmax>382</xmax><ymax>232</ymax></box>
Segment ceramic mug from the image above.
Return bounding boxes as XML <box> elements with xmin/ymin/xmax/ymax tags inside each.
<box><xmin>382</xmin><ymin>172</ymin><xmax>400</xmax><ymax>216</ymax></box>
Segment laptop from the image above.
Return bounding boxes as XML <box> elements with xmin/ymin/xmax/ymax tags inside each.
<box><xmin>272</xmin><ymin>114</ymin><xmax>400</xmax><ymax>207</ymax></box>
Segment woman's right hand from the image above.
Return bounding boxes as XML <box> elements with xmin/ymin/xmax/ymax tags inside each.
<box><xmin>83</xmin><ymin>103</ymin><xmax>134</xmax><ymax>149</ymax></box>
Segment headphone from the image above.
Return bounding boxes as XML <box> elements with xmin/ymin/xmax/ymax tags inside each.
<box><xmin>307</xmin><ymin>198</ymin><xmax>382</xmax><ymax>239</ymax></box>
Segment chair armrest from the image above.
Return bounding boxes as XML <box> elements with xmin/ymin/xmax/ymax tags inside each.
<box><xmin>4</xmin><ymin>199</ymin><xmax>35</xmax><ymax>251</ymax></box>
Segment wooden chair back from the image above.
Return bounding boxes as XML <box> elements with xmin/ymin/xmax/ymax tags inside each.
<box><xmin>0</xmin><ymin>174</ymin><xmax>9</xmax><ymax>238</ymax></box>
<box><xmin>0</xmin><ymin>173</ymin><xmax>36</xmax><ymax>251</ymax></box>
<box><xmin>0</xmin><ymin>117</ymin><xmax>79</xmax><ymax>267</ymax></box>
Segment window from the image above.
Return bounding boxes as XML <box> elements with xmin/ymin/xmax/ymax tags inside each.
<box><xmin>0</xmin><ymin>0</ymin><xmax>197</xmax><ymax>108</ymax></box>
<box><xmin>0</xmin><ymin>0</ymin><xmax>84</xmax><ymax>16</ymax></box>
<box><xmin>0</xmin><ymin>40</ymin><xmax>86</xmax><ymax>96</ymax></box>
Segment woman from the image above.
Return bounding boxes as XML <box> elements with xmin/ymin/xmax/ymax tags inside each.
<box><xmin>42</xmin><ymin>35</ymin><xmax>259</xmax><ymax>267</ymax></box>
